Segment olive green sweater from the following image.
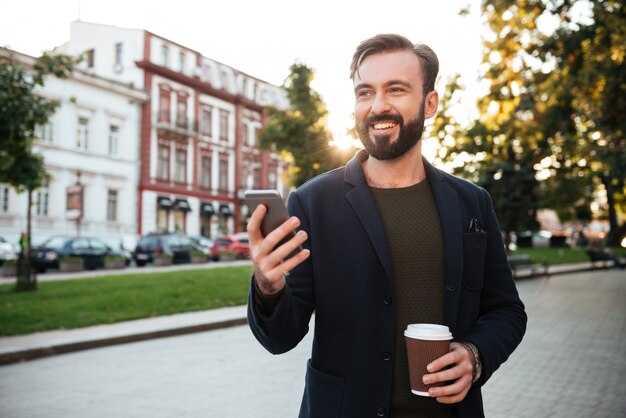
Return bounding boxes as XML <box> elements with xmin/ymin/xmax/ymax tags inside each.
<box><xmin>370</xmin><ymin>180</ymin><xmax>455</xmax><ymax>418</ymax></box>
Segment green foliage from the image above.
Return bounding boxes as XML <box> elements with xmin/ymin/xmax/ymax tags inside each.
<box><xmin>435</xmin><ymin>0</ymin><xmax>625</xmax><ymax>244</ymax></box>
<box><xmin>0</xmin><ymin>266</ymin><xmax>253</xmax><ymax>336</ymax></box>
<box><xmin>0</xmin><ymin>51</ymin><xmax>76</xmax><ymax>190</ymax></box>
<box><xmin>258</xmin><ymin>62</ymin><xmax>350</xmax><ymax>187</ymax></box>
<box><xmin>0</xmin><ymin>49</ymin><xmax>76</xmax><ymax>291</ymax></box>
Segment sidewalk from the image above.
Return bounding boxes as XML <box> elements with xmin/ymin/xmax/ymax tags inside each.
<box><xmin>0</xmin><ymin>305</ymin><xmax>248</xmax><ymax>366</ymax></box>
<box><xmin>0</xmin><ymin>260</ymin><xmax>611</xmax><ymax>366</ymax></box>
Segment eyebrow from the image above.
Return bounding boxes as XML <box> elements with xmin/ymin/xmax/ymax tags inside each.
<box><xmin>354</xmin><ymin>79</ymin><xmax>414</xmax><ymax>92</ymax></box>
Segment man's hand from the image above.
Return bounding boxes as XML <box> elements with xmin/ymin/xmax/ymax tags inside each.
<box><xmin>247</xmin><ymin>204</ymin><xmax>310</xmax><ymax>296</ymax></box>
<box><xmin>422</xmin><ymin>342</ymin><xmax>475</xmax><ymax>404</ymax></box>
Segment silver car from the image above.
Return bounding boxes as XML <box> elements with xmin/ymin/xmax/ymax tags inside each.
<box><xmin>0</xmin><ymin>236</ymin><xmax>17</xmax><ymax>265</ymax></box>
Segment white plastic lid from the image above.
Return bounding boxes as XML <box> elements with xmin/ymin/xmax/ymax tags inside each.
<box><xmin>404</xmin><ymin>323</ymin><xmax>452</xmax><ymax>340</ymax></box>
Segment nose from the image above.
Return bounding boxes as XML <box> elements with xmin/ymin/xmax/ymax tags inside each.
<box><xmin>369</xmin><ymin>93</ymin><xmax>391</xmax><ymax>115</ymax></box>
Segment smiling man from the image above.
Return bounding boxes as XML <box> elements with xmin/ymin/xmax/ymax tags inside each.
<box><xmin>247</xmin><ymin>34</ymin><xmax>527</xmax><ymax>418</ymax></box>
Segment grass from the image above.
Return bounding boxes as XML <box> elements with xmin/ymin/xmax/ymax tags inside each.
<box><xmin>2</xmin><ymin>247</ymin><xmax>625</xmax><ymax>337</ymax></box>
<box><xmin>0</xmin><ymin>265</ymin><xmax>253</xmax><ymax>337</ymax></box>
<box><xmin>512</xmin><ymin>246</ymin><xmax>626</xmax><ymax>265</ymax></box>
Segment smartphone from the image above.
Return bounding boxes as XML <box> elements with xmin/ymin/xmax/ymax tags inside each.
<box><xmin>244</xmin><ymin>189</ymin><xmax>303</xmax><ymax>258</ymax></box>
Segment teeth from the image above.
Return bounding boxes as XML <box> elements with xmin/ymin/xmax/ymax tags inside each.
<box><xmin>373</xmin><ymin>122</ymin><xmax>395</xmax><ymax>129</ymax></box>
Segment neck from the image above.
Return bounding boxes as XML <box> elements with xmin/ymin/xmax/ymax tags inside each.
<box><xmin>362</xmin><ymin>144</ymin><xmax>426</xmax><ymax>188</ymax></box>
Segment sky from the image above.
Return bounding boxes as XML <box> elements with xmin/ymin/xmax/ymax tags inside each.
<box><xmin>1</xmin><ymin>0</ymin><xmax>486</xmax><ymax>144</ymax></box>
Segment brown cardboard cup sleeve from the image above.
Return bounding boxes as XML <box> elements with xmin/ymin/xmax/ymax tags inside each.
<box><xmin>404</xmin><ymin>324</ymin><xmax>453</xmax><ymax>396</ymax></box>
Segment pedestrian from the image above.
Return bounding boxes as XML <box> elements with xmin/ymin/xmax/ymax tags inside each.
<box><xmin>246</xmin><ymin>34</ymin><xmax>527</xmax><ymax>418</ymax></box>
<box><xmin>19</xmin><ymin>231</ymin><xmax>28</xmax><ymax>257</ymax></box>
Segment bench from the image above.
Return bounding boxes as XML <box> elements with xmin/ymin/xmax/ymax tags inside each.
<box><xmin>508</xmin><ymin>254</ymin><xmax>549</xmax><ymax>279</ymax></box>
<box><xmin>586</xmin><ymin>248</ymin><xmax>622</xmax><ymax>269</ymax></box>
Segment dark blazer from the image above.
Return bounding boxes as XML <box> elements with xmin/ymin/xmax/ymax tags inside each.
<box><xmin>248</xmin><ymin>151</ymin><xmax>527</xmax><ymax>418</ymax></box>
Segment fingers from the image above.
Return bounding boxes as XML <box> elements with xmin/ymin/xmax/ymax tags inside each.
<box><xmin>246</xmin><ymin>204</ymin><xmax>267</xmax><ymax>243</ymax></box>
<box><xmin>247</xmin><ymin>205</ymin><xmax>310</xmax><ymax>296</ymax></box>
<box><xmin>422</xmin><ymin>343</ymin><xmax>474</xmax><ymax>404</ymax></box>
<box><xmin>428</xmin><ymin>374</ymin><xmax>472</xmax><ymax>404</ymax></box>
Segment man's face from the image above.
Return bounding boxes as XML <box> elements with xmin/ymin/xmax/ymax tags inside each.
<box><xmin>353</xmin><ymin>50</ymin><xmax>427</xmax><ymax>160</ymax></box>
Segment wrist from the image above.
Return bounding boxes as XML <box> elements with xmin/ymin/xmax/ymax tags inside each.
<box><xmin>459</xmin><ymin>342</ymin><xmax>482</xmax><ymax>383</ymax></box>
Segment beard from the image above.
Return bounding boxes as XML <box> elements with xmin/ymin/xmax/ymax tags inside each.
<box><xmin>356</xmin><ymin>102</ymin><xmax>426</xmax><ymax>161</ymax></box>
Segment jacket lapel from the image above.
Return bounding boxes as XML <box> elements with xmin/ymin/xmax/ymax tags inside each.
<box><xmin>424</xmin><ymin>160</ymin><xmax>463</xmax><ymax>330</ymax></box>
<box><xmin>344</xmin><ymin>151</ymin><xmax>394</xmax><ymax>282</ymax></box>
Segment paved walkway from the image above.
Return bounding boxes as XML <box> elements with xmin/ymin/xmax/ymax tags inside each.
<box><xmin>1</xmin><ymin>268</ymin><xmax>624</xmax><ymax>417</ymax></box>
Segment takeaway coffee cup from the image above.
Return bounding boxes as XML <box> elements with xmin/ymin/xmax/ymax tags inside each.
<box><xmin>404</xmin><ymin>324</ymin><xmax>453</xmax><ymax>396</ymax></box>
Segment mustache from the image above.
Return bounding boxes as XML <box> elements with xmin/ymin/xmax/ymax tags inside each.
<box><xmin>363</xmin><ymin>113</ymin><xmax>404</xmax><ymax>127</ymax></box>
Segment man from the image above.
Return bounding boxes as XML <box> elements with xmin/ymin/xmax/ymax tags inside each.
<box><xmin>247</xmin><ymin>34</ymin><xmax>527</xmax><ymax>418</ymax></box>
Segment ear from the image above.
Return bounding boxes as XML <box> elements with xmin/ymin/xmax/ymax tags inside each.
<box><xmin>424</xmin><ymin>90</ymin><xmax>439</xmax><ymax>119</ymax></box>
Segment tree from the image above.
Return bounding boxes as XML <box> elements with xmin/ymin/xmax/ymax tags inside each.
<box><xmin>536</xmin><ymin>0</ymin><xmax>626</xmax><ymax>245</ymax></box>
<box><xmin>0</xmin><ymin>49</ymin><xmax>75</xmax><ymax>290</ymax></box>
<box><xmin>435</xmin><ymin>0</ymin><xmax>625</xmax><ymax>246</ymax></box>
<box><xmin>432</xmin><ymin>1</ymin><xmax>545</xmax><ymax>246</ymax></box>
<box><xmin>259</xmin><ymin>62</ymin><xmax>350</xmax><ymax>187</ymax></box>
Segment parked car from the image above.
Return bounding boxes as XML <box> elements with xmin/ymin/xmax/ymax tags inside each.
<box><xmin>133</xmin><ymin>233</ymin><xmax>196</xmax><ymax>266</ymax></box>
<box><xmin>0</xmin><ymin>236</ymin><xmax>18</xmax><ymax>266</ymax></box>
<box><xmin>33</xmin><ymin>236</ymin><xmax>130</xmax><ymax>272</ymax></box>
<box><xmin>211</xmin><ymin>233</ymin><xmax>250</xmax><ymax>261</ymax></box>
<box><xmin>188</xmin><ymin>235</ymin><xmax>214</xmax><ymax>260</ymax></box>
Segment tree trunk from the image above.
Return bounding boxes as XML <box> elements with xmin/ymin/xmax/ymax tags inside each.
<box><xmin>16</xmin><ymin>189</ymin><xmax>37</xmax><ymax>291</ymax></box>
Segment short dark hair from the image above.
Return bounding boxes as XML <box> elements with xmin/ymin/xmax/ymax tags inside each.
<box><xmin>350</xmin><ymin>34</ymin><xmax>439</xmax><ymax>93</ymax></box>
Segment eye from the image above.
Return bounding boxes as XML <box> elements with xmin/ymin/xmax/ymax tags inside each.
<box><xmin>356</xmin><ymin>90</ymin><xmax>372</xmax><ymax>98</ymax></box>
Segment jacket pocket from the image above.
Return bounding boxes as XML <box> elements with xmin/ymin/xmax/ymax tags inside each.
<box><xmin>299</xmin><ymin>359</ymin><xmax>344</xmax><ymax>418</ymax></box>
<box><xmin>462</xmin><ymin>232</ymin><xmax>487</xmax><ymax>291</ymax></box>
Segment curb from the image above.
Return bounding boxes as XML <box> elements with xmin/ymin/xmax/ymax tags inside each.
<box><xmin>0</xmin><ymin>316</ymin><xmax>248</xmax><ymax>366</ymax></box>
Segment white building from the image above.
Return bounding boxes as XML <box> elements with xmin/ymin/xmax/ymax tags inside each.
<box><xmin>64</xmin><ymin>21</ymin><xmax>290</xmax><ymax>239</ymax></box>
<box><xmin>0</xmin><ymin>47</ymin><xmax>148</xmax><ymax>249</ymax></box>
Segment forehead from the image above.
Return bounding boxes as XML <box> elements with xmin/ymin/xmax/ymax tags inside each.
<box><xmin>353</xmin><ymin>49</ymin><xmax>423</xmax><ymax>88</ymax></box>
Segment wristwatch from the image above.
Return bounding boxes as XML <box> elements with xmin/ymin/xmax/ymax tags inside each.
<box><xmin>460</xmin><ymin>342</ymin><xmax>482</xmax><ymax>383</ymax></box>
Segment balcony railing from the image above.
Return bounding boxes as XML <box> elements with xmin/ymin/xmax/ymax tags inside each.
<box><xmin>156</xmin><ymin>112</ymin><xmax>196</xmax><ymax>137</ymax></box>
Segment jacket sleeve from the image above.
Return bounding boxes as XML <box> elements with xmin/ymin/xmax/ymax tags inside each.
<box><xmin>247</xmin><ymin>191</ymin><xmax>316</xmax><ymax>354</ymax></box>
<box><xmin>464</xmin><ymin>188</ymin><xmax>527</xmax><ymax>386</ymax></box>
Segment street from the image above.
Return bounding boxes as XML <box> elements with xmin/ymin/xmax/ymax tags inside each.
<box><xmin>1</xmin><ymin>269</ymin><xmax>625</xmax><ymax>417</ymax></box>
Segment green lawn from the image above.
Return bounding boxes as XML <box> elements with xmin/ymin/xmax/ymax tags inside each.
<box><xmin>2</xmin><ymin>247</ymin><xmax>624</xmax><ymax>337</ymax></box>
<box><xmin>0</xmin><ymin>265</ymin><xmax>253</xmax><ymax>337</ymax></box>
<box><xmin>511</xmin><ymin>246</ymin><xmax>626</xmax><ymax>265</ymax></box>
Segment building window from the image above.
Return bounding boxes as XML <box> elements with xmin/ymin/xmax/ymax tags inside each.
<box><xmin>201</xmin><ymin>155</ymin><xmax>211</xmax><ymax>188</ymax></box>
<box><xmin>157</xmin><ymin>206</ymin><xmax>169</xmax><ymax>232</ymax></box>
<box><xmin>218</xmin><ymin>156</ymin><xmax>229</xmax><ymax>191</ymax></box>
<box><xmin>36</xmin><ymin>180</ymin><xmax>49</xmax><ymax>216</ymax></box>
<box><xmin>219</xmin><ymin>110</ymin><xmax>229</xmax><ymax>142</ymax></box>
<box><xmin>0</xmin><ymin>184</ymin><xmax>9</xmax><ymax>212</ymax></box>
<box><xmin>108</xmin><ymin>125</ymin><xmax>119</xmax><ymax>155</ymax></box>
<box><xmin>161</xmin><ymin>45</ymin><xmax>169</xmax><ymax>67</ymax></box>
<box><xmin>200</xmin><ymin>213</ymin><xmax>212</xmax><ymax>238</ymax></box>
<box><xmin>157</xmin><ymin>144</ymin><xmax>170</xmax><ymax>180</ymax></box>
<box><xmin>107</xmin><ymin>190</ymin><xmax>117</xmax><ymax>221</ymax></box>
<box><xmin>173</xmin><ymin>210</ymin><xmax>186</xmax><ymax>233</ymax></box>
<box><xmin>36</xmin><ymin>122</ymin><xmax>53</xmax><ymax>143</ymax></box>
<box><xmin>77</xmin><ymin>117</ymin><xmax>89</xmax><ymax>150</ymax></box>
<box><xmin>268</xmin><ymin>171</ymin><xmax>278</xmax><ymax>190</ymax></box>
<box><xmin>175</xmin><ymin>148</ymin><xmax>187</xmax><ymax>183</ymax></box>
<box><xmin>253</xmin><ymin>167</ymin><xmax>261</xmax><ymax>189</ymax></box>
<box><xmin>254</xmin><ymin>127</ymin><xmax>261</xmax><ymax>146</ymax></box>
<box><xmin>176</xmin><ymin>97</ymin><xmax>187</xmax><ymax>129</ymax></box>
<box><xmin>242</xmin><ymin>123</ymin><xmax>250</xmax><ymax>147</ymax></box>
<box><xmin>179</xmin><ymin>52</ymin><xmax>186</xmax><ymax>73</ymax></box>
<box><xmin>85</xmin><ymin>49</ymin><xmax>94</xmax><ymax>69</ymax></box>
<box><xmin>200</xmin><ymin>107</ymin><xmax>212</xmax><ymax>137</ymax></box>
<box><xmin>159</xmin><ymin>88</ymin><xmax>170</xmax><ymax>123</ymax></box>
<box><xmin>114</xmin><ymin>43</ymin><xmax>123</xmax><ymax>66</ymax></box>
